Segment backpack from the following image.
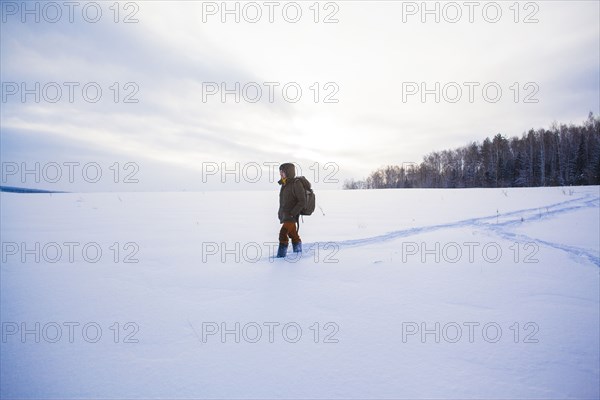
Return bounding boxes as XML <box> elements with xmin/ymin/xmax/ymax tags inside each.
<box><xmin>295</xmin><ymin>176</ymin><xmax>315</xmax><ymax>216</ymax></box>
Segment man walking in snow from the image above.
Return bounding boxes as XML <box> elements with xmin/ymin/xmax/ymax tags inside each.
<box><xmin>276</xmin><ymin>163</ymin><xmax>306</xmax><ymax>258</ymax></box>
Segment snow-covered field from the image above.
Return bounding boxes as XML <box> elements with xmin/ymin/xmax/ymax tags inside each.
<box><xmin>1</xmin><ymin>186</ymin><xmax>599</xmax><ymax>399</ymax></box>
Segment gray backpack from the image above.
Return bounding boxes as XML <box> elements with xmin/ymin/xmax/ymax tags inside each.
<box><xmin>295</xmin><ymin>176</ymin><xmax>315</xmax><ymax>216</ymax></box>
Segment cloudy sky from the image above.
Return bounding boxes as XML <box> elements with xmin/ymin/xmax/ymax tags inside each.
<box><xmin>1</xmin><ymin>1</ymin><xmax>599</xmax><ymax>191</ymax></box>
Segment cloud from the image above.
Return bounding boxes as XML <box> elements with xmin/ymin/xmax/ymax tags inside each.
<box><xmin>1</xmin><ymin>1</ymin><xmax>598</xmax><ymax>190</ymax></box>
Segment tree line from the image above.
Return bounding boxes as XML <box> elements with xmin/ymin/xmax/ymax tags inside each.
<box><xmin>344</xmin><ymin>112</ymin><xmax>600</xmax><ymax>189</ymax></box>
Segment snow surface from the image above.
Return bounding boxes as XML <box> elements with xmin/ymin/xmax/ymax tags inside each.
<box><xmin>1</xmin><ymin>186</ymin><xmax>599</xmax><ymax>399</ymax></box>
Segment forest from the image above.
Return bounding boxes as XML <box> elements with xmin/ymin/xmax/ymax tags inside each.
<box><xmin>344</xmin><ymin>113</ymin><xmax>600</xmax><ymax>189</ymax></box>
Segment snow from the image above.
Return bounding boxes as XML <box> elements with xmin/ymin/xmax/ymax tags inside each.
<box><xmin>1</xmin><ymin>186</ymin><xmax>599</xmax><ymax>399</ymax></box>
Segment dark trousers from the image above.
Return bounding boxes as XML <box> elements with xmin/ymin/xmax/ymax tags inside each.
<box><xmin>279</xmin><ymin>221</ymin><xmax>301</xmax><ymax>245</ymax></box>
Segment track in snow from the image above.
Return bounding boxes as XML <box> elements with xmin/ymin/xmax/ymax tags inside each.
<box><xmin>275</xmin><ymin>192</ymin><xmax>599</xmax><ymax>266</ymax></box>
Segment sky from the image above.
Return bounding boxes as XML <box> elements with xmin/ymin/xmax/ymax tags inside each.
<box><xmin>1</xmin><ymin>0</ymin><xmax>599</xmax><ymax>191</ymax></box>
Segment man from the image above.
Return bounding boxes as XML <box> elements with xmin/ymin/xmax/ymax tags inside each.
<box><xmin>277</xmin><ymin>163</ymin><xmax>306</xmax><ymax>258</ymax></box>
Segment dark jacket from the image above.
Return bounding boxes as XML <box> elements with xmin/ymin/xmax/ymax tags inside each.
<box><xmin>278</xmin><ymin>163</ymin><xmax>307</xmax><ymax>223</ymax></box>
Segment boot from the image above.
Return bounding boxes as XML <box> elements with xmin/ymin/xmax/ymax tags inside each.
<box><xmin>292</xmin><ymin>242</ymin><xmax>302</xmax><ymax>253</ymax></box>
<box><xmin>276</xmin><ymin>243</ymin><xmax>288</xmax><ymax>258</ymax></box>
